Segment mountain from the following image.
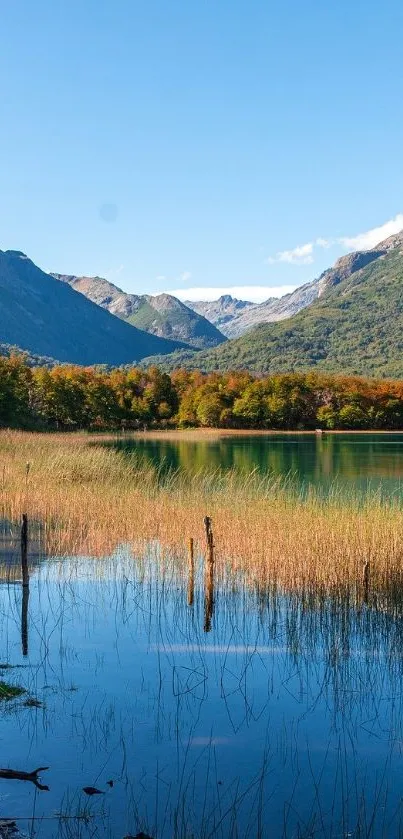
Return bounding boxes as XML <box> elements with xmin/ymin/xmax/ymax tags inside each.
<box><xmin>187</xmin><ymin>295</ymin><xmax>256</xmax><ymax>336</ymax></box>
<box><xmin>52</xmin><ymin>274</ymin><xmax>226</xmax><ymax>349</ymax></box>
<box><xmin>187</xmin><ymin>289</ymin><xmax>320</xmax><ymax>337</ymax></box>
<box><xmin>141</xmin><ymin>231</ymin><xmax>403</xmax><ymax>377</ymax></box>
<box><xmin>186</xmin><ymin>247</ymin><xmax>386</xmax><ymax>338</ymax></box>
<box><xmin>0</xmin><ymin>250</ymin><xmax>188</xmax><ymax>365</ymax></box>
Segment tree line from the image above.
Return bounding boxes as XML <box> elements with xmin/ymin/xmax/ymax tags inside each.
<box><xmin>1</xmin><ymin>355</ymin><xmax>403</xmax><ymax>431</ymax></box>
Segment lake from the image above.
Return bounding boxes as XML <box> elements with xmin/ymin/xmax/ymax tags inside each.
<box><xmin>1</xmin><ymin>432</ymin><xmax>403</xmax><ymax>837</ymax></box>
<box><xmin>1</xmin><ymin>548</ymin><xmax>403</xmax><ymax>838</ymax></box>
<box><xmin>113</xmin><ymin>431</ymin><xmax>403</xmax><ymax>497</ymax></box>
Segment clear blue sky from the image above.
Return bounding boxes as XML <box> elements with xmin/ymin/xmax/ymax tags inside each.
<box><xmin>1</xmin><ymin>0</ymin><xmax>403</xmax><ymax>302</ymax></box>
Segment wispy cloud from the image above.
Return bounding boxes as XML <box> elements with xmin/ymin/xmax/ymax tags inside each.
<box><xmin>267</xmin><ymin>238</ymin><xmax>332</xmax><ymax>266</ymax></box>
<box><xmin>267</xmin><ymin>242</ymin><xmax>314</xmax><ymax>265</ymax></box>
<box><xmin>266</xmin><ymin>214</ymin><xmax>403</xmax><ymax>267</ymax></box>
<box><xmin>315</xmin><ymin>237</ymin><xmax>332</xmax><ymax>249</ymax></box>
<box><xmin>178</xmin><ymin>270</ymin><xmax>192</xmax><ymax>282</ymax></box>
<box><xmin>163</xmin><ymin>285</ymin><xmax>298</xmax><ymax>304</ymax></box>
<box><xmin>338</xmin><ymin>213</ymin><xmax>403</xmax><ymax>251</ymax></box>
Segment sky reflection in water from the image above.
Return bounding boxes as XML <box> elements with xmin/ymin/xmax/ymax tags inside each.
<box><xmin>0</xmin><ymin>549</ymin><xmax>402</xmax><ymax>837</ymax></box>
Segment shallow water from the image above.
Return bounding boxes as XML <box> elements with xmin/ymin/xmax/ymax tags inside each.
<box><xmin>112</xmin><ymin>432</ymin><xmax>403</xmax><ymax>498</ymax></box>
<box><xmin>0</xmin><ymin>550</ymin><xmax>403</xmax><ymax>838</ymax></box>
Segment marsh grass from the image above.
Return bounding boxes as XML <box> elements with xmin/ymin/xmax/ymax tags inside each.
<box><xmin>0</xmin><ymin>430</ymin><xmax>402</xmax><ymax>598</ymax></box>
<box><xmin>0</xmin><ymin>680</ymin><xmax>26</xmax><ymax>700</ymax></box>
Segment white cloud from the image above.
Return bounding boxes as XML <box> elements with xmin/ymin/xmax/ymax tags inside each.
<box><xmin>178</xmin><ymin>270</ymin><xmax>192</xmax><ymax>282</ymax></box>
<box><xmin>267</xmin><ymin>242</ymin><xmax>314</xmax><ymax>265</ymax></box>
<box><xmin>266</xmin><ymin>213</ymin><xmax>403</xmax><ymax>267</ymax></box>
<box><xmin>339</xmin><ymin>213</ymin><xmax>403</xmax><ymax>251</ymax></box>
<box><xmin>315</xmin><ymin>237</ymin><xmax>332</xmax><ymax>249</ymax></box>
<box><xmin>162</xmin><ymin>285</ymin><xmax>298</xmax><ymax>304</ymax></box>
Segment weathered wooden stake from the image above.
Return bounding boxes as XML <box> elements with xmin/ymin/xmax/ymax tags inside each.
<box><xmin>204</xmin><ymin>516</ymin><xmax>214</xmax><ymax>566</ymax></box>
<box><xmin>188</xmin><ymin>538</ymin><xmax>195</xmax><ymax>606</ymax></box>
<box><xmin>21</xmin><ymin>585</ymin><xmax>29</xmax><ymax>657</ymax></box>
<box><xmin>203</xmin><ymin>518</ymin><xmax>215</xmax><ymax>632</ymax></box>
<box><xmin>362</xmin><ymin>559</ymin><xmax>370</xmax><ymax>604</ymax></box>
<box><xmin>204</xmin><ymin>560</ymin><xmax>214</xmax><ymax>633</ymax></box>
<box><xmin>21</xmin><ymin>514</ymin><xmax>29</xmax><ymax>588</ymax></box>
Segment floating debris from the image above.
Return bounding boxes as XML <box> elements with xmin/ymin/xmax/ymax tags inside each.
<box><xmin>0</xmin><ymin>767</ymin><xmax>49</xmax><ymax>791</ymax></box>
<box><xmin>124</xmin><ymin>834</ymin><xmax>154</xmax><ymax>839</ymax></box>
<box><xmin>82</xmin><ymin>786</ymin><xmax>104</xmax><ymax>796</ymax></box>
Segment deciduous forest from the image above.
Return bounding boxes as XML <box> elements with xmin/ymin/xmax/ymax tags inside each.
<box><xmin>1</xmin><ymin>355</ymin><xmax>403</xmax><ymax>431</ymax></box>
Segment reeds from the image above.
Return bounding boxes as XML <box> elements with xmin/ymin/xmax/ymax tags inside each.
<box><xmin>1</xmin><ymin>430</ymin><xmax>402</xmax><ymax>598</ymax></box>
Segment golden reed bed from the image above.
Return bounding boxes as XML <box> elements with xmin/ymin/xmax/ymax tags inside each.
<box><xmin>0</xmin><ymin>430</ymin><xmax>402</xmax><ymax>596</ymax></box>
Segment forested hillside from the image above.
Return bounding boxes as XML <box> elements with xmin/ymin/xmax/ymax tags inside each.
<box><xmin>143</xmin><ymin>235</ymin><xmax>403</xmax><ymax>377</ymax></box>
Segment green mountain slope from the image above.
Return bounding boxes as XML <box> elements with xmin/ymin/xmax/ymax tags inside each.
<box><xmin>0</xmin><ymin>251</ymin><xmax>188</xmax><ymax>365</ymax></box>
<box><xmin>52</xmin><ymin>274</ymin><xmax>226</xmax><ymax>349</ymax></box>
<box><xmin>141</xmin><ymin>233</ymin><xmax>403</xmax><ymax>377</ymax></box>
<box><xmin>126</xmin><ymin>293</ymin><xmax>226</xmax><ymax>349</ymax></box>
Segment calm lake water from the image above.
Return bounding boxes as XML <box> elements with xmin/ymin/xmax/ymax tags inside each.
<box><xmin>114</xmin><ymin>432</ymin><xmax>403</xmax><ymax>497</ymax></box>
<box><xmin>1</xmin><ymin>550</ymin><xmax>403</xmax><ymax>838</ymax></box>
<box><xmin>1</xmin><ymin>434</ymin><xmax>403</xmax><ymax>836</ymax></box>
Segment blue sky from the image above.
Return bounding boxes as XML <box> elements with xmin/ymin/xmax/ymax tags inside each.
<box><xmin>1</xmin><ymin>0</ymin><xmax>403</xmax><ymax>302</ymax></box>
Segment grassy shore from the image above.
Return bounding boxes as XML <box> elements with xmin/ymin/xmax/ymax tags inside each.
<box><xmin>1</xmin><ymin>430</ymin><xmax>402</xmax><ymax>597</ymax></box>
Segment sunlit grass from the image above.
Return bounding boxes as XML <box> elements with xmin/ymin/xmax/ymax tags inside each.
<box><xmin>1</xmin><ymin>430</ymin><xmax>402</xmax><ymax>596</ymax></box>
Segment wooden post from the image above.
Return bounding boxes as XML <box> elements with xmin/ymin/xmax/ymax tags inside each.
<box><xmin>362</xmin><ymin>559</ymin><xmax>370</xmax><ymax>604</ymax></box>
<box><xmin>203</xmin><ymin>516</ymin><xmax>214</xmax><ymax>566</ymax></box>
<box><xmin>21</xmin><ymin>585</ymin><xmax>29</xmax><ymax>657</ymax></box>
<box><xmin>204</xmin><ymin>559</ymin><xmax>214</xmax><ymax>633</ymax></box>
<box><xmin>188</xmin><ymin>538</ymin><xmax>195</xmax><ymax>606</ymax></box>
<box><xmin>203</xmin><ymin>517</ymin><xmax>215</xmax><ymax>632</ymax></box>
<box><xmin>21</xmin><ymin>514</ymin><xmax>29</xmax><ymax>588</ymax></box>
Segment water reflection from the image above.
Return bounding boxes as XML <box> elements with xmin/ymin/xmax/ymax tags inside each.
<box><xmin>0</xmin><ymin>551</ymin><xmax>402</xmax><ymax>837</ymax></box>
<box><xmin>111</xmin><ymin>432</ymin><xmax>403</xmax><ymax>496</ymax></box>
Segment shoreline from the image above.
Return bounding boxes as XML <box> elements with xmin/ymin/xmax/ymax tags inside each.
<box><xmin>1</xmin><ymin>427</ymin><xmax>403</xmax><ymax>444</ymax></box>
<box><xmin>108</xmin><ymin>427</ymin><xmax>403</xmax><ymax>442</ymax></box>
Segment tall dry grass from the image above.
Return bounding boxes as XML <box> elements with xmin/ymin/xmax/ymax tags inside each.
<box><xmin>1</xmin><ymin>430</ymin><xmax>402</xmax><ymax>595</ymax></box>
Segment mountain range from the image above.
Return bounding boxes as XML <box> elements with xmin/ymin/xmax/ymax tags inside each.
<box><xmin>141</xmin><ymin>231</ymin><xmax>403</xmax><ymax>377</ymax></box>
<box><xmin>51</xmin><ymin>273</ymin><xmax>226</xmax><ymax>350</ymax></box>
<box><xmin>1</xmin><ymin>229</ymin><xmax>402</xmax><ymax>376</ymax></box>
<box><xmin>186</xmin><ymin>284</ymin><xmax>319</xmax><ymax>337</ymax></box>
<box><xmin>0</xmin><ymin>250</ymin><xmax>188</xmax><ymax>365</ymax></box>
<box><xmin>186</xmin><ymin>246</ymin><xmax>388</xmax><ymax>338</ymax></box>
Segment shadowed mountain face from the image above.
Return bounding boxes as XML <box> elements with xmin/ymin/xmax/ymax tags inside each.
<box><xmin>140</xmin><ymin>231</ymin><xmax>403</xmax><ymax>377</ymax></box>
<box><xmin>0</xmin><ymin>251</ymin><xmax>188</xmax><ymax>365</ymax></box>
<box><xmin>52</xmin><ymin>274</ymin><xmax>226</xmax><ymax>350</ymax></box>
